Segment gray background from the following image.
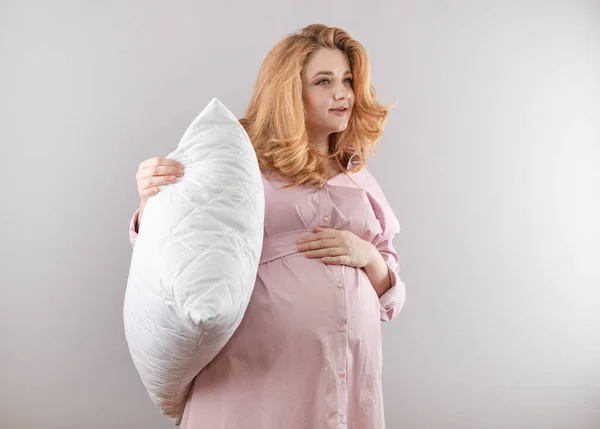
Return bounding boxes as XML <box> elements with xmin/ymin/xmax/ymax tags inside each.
<box><xmin>2</xmin><ymin>1</ymin><xmax>599</xmax><ymax>428</ymax></box>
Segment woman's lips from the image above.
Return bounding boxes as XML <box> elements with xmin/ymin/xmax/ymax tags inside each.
<box><xmin>330</xmin><ymin>108</ymin><xmax>349</xmax><ymax>115</ymax></box>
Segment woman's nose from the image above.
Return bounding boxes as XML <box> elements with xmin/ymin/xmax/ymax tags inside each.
<box><xmin>334</xmin><ymin>86</ymin><xmax>351</xmax><ymax>100</ymax></box>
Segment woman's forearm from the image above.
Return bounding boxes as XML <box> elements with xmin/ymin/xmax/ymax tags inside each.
<box><xmin>136</xmin><ymin>200</ymin><xmax>147</xmax><ymax>233</ymax></box>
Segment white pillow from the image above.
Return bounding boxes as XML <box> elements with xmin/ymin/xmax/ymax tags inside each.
<box><xmin>123</xmin><ymin>98</ymin><xmax>265</xmax><ymax>425</ymax></box>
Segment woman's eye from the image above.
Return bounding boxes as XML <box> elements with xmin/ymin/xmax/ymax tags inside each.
<box><xmin>316</xmin><ymin>78</ymin><xmax>352</xmax><ymax>85</ymax></box>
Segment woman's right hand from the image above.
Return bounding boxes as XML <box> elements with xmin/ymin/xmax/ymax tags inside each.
<box><xmin>135</xmin><ymin>156</ymin><xmax>185</xmax><ymax>231</ymax></box>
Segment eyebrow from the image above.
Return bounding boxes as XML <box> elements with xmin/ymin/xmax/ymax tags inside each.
<box><xmin>312</xmin><ymin>70</ymin><xmax>353</xmax><ymax>79</ymax></box>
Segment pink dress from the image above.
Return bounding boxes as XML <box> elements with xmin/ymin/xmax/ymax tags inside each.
<box><xmin>128</xmin><ymin>156</ymin><xmax>406</xmax><ymax>429</ymax></box>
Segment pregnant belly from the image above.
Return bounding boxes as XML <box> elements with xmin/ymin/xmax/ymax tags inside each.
<box><xmin>246</xmin><ymin>237</ymin><xmax>382</xmax><ymax>343</ymax></box>
<box><xmin>216</xmin><ymin>230</ymin><xmax>382</xmax><ymax>365</ymax></box>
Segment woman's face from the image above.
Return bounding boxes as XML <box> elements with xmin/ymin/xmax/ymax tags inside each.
<box><xmin>302</xmin><ymin>48</ymin><xmax>355</xmax><ymax>138</ymax></box>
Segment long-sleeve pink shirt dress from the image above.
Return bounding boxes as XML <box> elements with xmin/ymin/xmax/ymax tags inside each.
<box><xmin>128</xmin><ymin>155</ymin><xmax>406</xmax><ymax>429</ymax></box>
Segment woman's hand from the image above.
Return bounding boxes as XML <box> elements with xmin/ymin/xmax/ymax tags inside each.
<box><xmin>297</xmin><ymin>227</ymin><xmax>393</xmax><ymax>297</ymax></box>
<box><xmin>135</xmin><ymin>156</ymin><xmax>184</xmax><ymax>231</ymax></box>
<box><xmin>136</xmin><ymin>156</ymin><xmax>184</xmax><ymax>200</ymax></box>
<box><xmin>297</xmin><ymin>227</ymin><xmax>378</xmax><ymax>268</ymax></box>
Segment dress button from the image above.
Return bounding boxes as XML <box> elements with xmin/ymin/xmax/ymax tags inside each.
<box><xmin>338</xmin><ymin>325</ymin><xmax>346</xmax><ymax>332</ymax></box>
<box><xmin>322</xmin><ymin>215</ymin><xmax>329</xmax><ymax>223</ymax></box>
<box><xmin>337</xmin><ymin>282</ymin><xmax>344</xmax><ymax>288</ymax></box>
<box><xmin>340</xmin><ymin>415</ymin><xmax>347</xmax><ymax>424</ymax></box>
<box><xmin>338</xmin><ymin>370</ymin><xmax>346</xmax><ymax>378</ymax></box>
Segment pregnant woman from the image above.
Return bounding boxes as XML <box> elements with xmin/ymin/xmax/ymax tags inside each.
<box><xmin>129</xmin><ymin>23</ymin><xmax>406</xmax><ymax>429</ymax></box>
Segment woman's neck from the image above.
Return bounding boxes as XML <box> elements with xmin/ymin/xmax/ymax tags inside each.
<box><xmin>309</xmin><ymin>132</ymin><xmax>329</xmax><ymax>156</ymax></box>
<box><xmin>308</xmin><ymin>132</ymin><xmax>342</xmax><ymax>179</ymax></box>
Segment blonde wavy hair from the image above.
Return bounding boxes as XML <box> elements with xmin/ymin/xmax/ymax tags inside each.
<box><xmin>239</xmin><ymin>24</ymin><xmax>396</xmax><ymax>188</ymax></box>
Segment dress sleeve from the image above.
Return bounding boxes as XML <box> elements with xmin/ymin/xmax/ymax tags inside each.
<box><xmin>361</xmin><ymin>169</ymin><xmax>407</xmax><ymax>322</ymax></box>
<box><xmin>129</xmin><ymin>208</ymin><xmax>140</xmax><ymax>249</ymax></box>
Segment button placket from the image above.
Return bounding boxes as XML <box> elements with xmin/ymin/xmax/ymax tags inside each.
<box><xmin>320</xmin><ymin>185</ymin><xmax>332</xmax><ymax>226</ymax></box>
<box><xmin>334</xmin><ymin>272</ymin><xmax>349</xmax><ymax>427</ymax></box>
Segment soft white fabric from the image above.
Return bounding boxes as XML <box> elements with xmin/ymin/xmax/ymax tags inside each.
<box><xmin>123</xmin><ymin>98</ymin><xmax>265</xmax><ymax>425</ymax></box>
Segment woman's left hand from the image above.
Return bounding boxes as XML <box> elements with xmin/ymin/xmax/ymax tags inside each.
<box><xmin>297</xmin><ymin>227</ymin><xmax>378</xmax><ymax>268</ymax></box>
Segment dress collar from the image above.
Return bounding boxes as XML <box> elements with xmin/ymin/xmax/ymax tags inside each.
<box><xmin>346</xmin><ymin>152</ymin><xmax>360</xmax><ymax>170</ymax></box>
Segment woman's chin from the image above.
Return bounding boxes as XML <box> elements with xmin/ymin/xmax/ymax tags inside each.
<box><xmin>333</xmin><ymin>121</ymin><xmax>349</xmax><ymax>132</ymax></box>
<box><xmin>313</xmin><ymin>120</ymin><xmax>349</xmax><ymax>136</ymax></box>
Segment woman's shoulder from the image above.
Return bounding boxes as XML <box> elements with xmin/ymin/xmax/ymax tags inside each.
<box><xmin>351</xmin><ymin>166</ymin><xmax>394</xmax><ymax>209</ymax></box>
